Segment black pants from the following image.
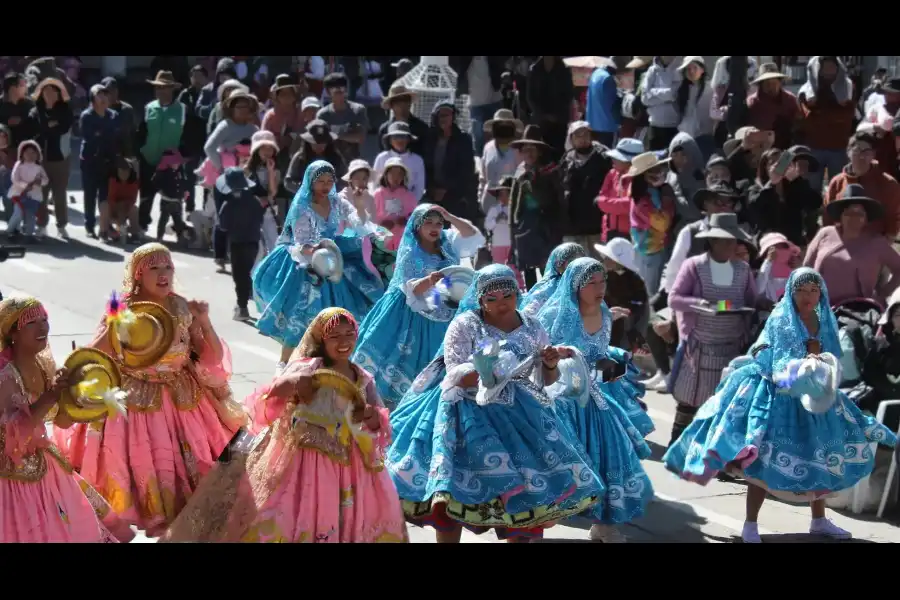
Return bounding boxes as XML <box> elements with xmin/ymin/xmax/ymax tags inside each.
<box><xmin>213</xmin><ymin>191</ymin><xmax>228</xmax><ymax>261</ymax></box>
<box><xmin>524</xmin><ymin>268</ymin><xmax>539</xmax><ymax>289</ymax></box>
<box><xmin>647</xmin><ymin>126</ymin><xmax>679</xmax><ymax>151</ymax></box>
<box><xmin>645</xmin><ymin>319</ymin><xmax>678</xmax><ymax>374</ymax></box>
<box><xmin>230</xmin><ymin>242</ymin><xmax>258</xmax><ymax>309</ymax></box>
<box><xmin>138</xmin><ymin>155</ymin><xmax>158</xmax><ymax>230</ymax></box>
<box><xmin>80</xmin><ymin>159</ymin><xmax>108</xmax><ymax>232</ymax></box>
<box><xmin>157</xmin><ymin>200</ymin><xmax>186</xmax><ymax>239</ymax></box>
<box><xmin>670</xmin><ymin>404</ymin><xmax>699</xmax><ymax>447</ymax></box>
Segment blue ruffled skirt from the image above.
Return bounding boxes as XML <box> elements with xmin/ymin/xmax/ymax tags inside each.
<box><xmin>603</xmin><ymin>346</ymin><xmax>655</xmax><ymax>438</ymax></box>
<box><xmin>352</xmin><ymin>289</ymin><xmax>450</xmax><ymax>409</ymax></box>
<box><xmin>554</xmin><ymin>389</ymin><xmax>654</xmax><ymax>524</ymax></box>
<box><xmin>664</xmin><ymin>362</ymin><xmax>897</xmax><ymax>495</ymax></box>
<box><xmin>252</xmin><ymin>239</ymin><xmax>384</xmax><ymax>347</ymax></box>
<box><xmin>387</xmin><ymin>360</ymin><xmax>605</xmax><ymax>530</ymax></box>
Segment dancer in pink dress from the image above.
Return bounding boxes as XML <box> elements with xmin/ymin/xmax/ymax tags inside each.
<box><xmin>54</xmin><ymin>243</ymin><xmax>246</xmax><ymax>536</ymax></box>
<box><xmin>0</xmin><ymin>296</ymin><xmax>133</xmax><ymax>543</ymax></box>
<box><xmin>161</xmin><ymin>307</ymin><xmax>408</xmax><ymax>543</ymax></box>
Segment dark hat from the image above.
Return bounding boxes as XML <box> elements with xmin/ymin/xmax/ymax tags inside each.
<box><xmin>271</xmin><ymin>73</ymin><xmax>299</xmax><ymax>94</ymax></box>
<box><xmin>695</xmin><ymin>213</ymin><xmax>754</xmax><ymax>244</ymax></box>
<box><xmin>488</xmin><ymin>176</ymin><xmax>514</xmax><ymax>194</ymax></box>
<box><xmin>706</xmin><ymin>154</ymin><xmax>729</xmax><ymax>170</ymax></box>
<box><xmin>219</xmin><ymin>167</ymin><xmax>252</xmax><ymax>195</ymax></box>
<box><xmin>382</xmin><ymin>121</ymin><xmax>417</xmax><ymax>141</ymax></box>
<box><xmin>825</xmin><ymin>183</ymin><xmax>884</xmax><ymax>221</ymax></box>
<box><xmin>693</xmin><ymin>180</ymin><xmax>742</xmax><ymax>210</ymax></box>
<box><xmin>100</xmin><ymin>76</ymin><xmax>118</xmax><ymax>90</ymax></box>
<box><xmin>191</xmin><ymin>64</ymin><xmax>208</xmax><ymax>76</ymax></box>
<box><xmin>146</xmin><ymin>70</ymin><xmax>182</xmax><ymax>89</ymax></box>
<box><xmin>509</xmin><ymin>124</ymin><xmax>551</xmax><ymax>149</ymax></box>
<box><xmin>786</xmin><ymin>145</ymin><xmax>820</xmax><ymax>172</ymax></box>
<box><xmin>882</xmin><ymin>77</ymin><xmax>900</xmax><ymax>94</ymax></box>
<box><xmin>301</xmin><ymin>119</ymin><xmax>338</xmax><ymax>145</ymax></box>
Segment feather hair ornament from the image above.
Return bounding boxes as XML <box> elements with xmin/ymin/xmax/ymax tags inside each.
<box><xmin>105</xmin><ymin>291</ymin><xmax>137</xmax><ymax>345</ymax></box>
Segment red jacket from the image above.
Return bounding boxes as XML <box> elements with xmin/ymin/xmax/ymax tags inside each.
<box><xmin>108</xmin><ymin>177</ymin><xmax>139</xmax><ymax>206</ymax></box>
<box><xmin>595</xmin><ymin>169</ymin><xmax>632</xmax><ymax>242</ymax></box>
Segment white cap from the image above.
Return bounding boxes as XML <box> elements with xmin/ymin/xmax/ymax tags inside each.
<box><xmin>678</xmin><ymin>56</ymin><xmax>705</xmax><ymax>71</ymax></box>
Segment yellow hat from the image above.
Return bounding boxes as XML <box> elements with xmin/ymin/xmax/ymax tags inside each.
<box><xmin>58</xmin><ymin>348</ymin><xmax>123</xmax><ymax>423</ymax></box>
<box><xmin>108</xmin><ymin>301</ymin><xmax>176</xmax><ymax>369</ymax></box>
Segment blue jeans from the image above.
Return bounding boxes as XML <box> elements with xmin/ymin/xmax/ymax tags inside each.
<box><xmin>634</xmin><ymin>250</ymin><xmax>666</xmax><ymax>297</ymax></box>
<box><xmin>469</xmin><ymin>101</ymin><xmax>503</xmax><ymax>156</ymax></box>
<box><xmin>7</xmin><ymin>197</ymin><xmax>40</xmax><ymax>236</ymax></box>
<box><xmin>808</xmin><ymin>148</ymin><xmax>848</xmax><ymax>193</ymax></box>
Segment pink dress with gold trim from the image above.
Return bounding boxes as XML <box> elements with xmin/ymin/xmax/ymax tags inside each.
<box><xmin>54</xmin><ymin>296</ymin><xmax>246</xmax><ymax>536</ymax></box>
<box><xmin>0</xmin><ymin>357</ymin><xmax>133</xmax><ymax>543</ymax></box>
<box><xmin>160</xmin><ymin>357</ymin><xmax>408</xmax><ymax>543</ymax></box>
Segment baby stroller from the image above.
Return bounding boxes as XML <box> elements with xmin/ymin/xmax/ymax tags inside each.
<box><xmin>833</xmin><ymin>297</ymin><xmax>884</xmax><ymax>413</ymax></box>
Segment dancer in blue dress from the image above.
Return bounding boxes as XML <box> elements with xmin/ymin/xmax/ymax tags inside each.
<box><xmin>536</xmin><ymin>257</ymin><xmax>654</xmax><ymax>543</ymax></box>
<box><xmin>352</xmin><ymin>203</ymin><xmax>484</xmax><ymax>409</ymax></box>
<box><xmin>253</xmin><ymin>160</ymin><xmax>385</xmax><ymax>373</ymax></box>
<box><xmin>520</xmin><ymin>242</ymin><xmax>586</xmax><ymax>317</ymax></box>
<box><xmin>664</xmin><ymin>268</ymin><xmax>897</xmax><ymax>543</ymax></box>
<box><xmin>387</xmin><ymin>264</ymin><xmax>605</xmax><ymax>543</ymax></box>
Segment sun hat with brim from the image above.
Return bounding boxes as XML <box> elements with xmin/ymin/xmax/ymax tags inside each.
<box><xmin>625</xmin><ymin>56</ymin><xmax>652</xmax><ymax>70</ymax></box>
<box><xmin>58</xmin><ymin>348</ymin><xmax>123</xmax><ymax>423</ymax></box>
<box><xmin>301</xmin><ymin>96</ymin><xmax>322</xmax><ymax>111</ymax></box>
<box><xmin>626</xmin><ymin>151</ymin><xmax>671</xmax><ymax>178</ymax></box>
<box><xmin>33</xmin><ymin>77</ymin><xmax>71</xmax><ymax>102</ymax></box>
<box><xmin>379</xmin><ymin>156</ymin><xmax>410</xmax><ymax>186</ymax></box>
<box><xmin>758</xmin><ymin>232</ymin><xmax>790</xmax><ymax>257</ymax></box>
<box><xmin>342</xmin><ymin>159</ymin><xmax>374</xmax><ymax>183</ymax></box>
<box><xmin>250</xmin><ymin>130</ymin><xmax>279</xmax><ymax>157</ymax></box>
<box><xmin>706</xmin><ymin>154</ymin><xmax>729</xmax><ymax>170</ymax></box>
<box><xmin>677</xmin><ymin>56</ymin><xmax>705</xmax><ymax>71</ymax></box>
<box><xmin>218</xmin><ymin>79</ymin><xmax>249</xmax><ymax>102</ymax></box>
<box><xmin>751</xmin><ymin>62</ymin><xmax>788</xmax><ymax>85</ymax></box>
<box><xmin>786</xmin><ymin>144</ymin><xmax>820</xmax><ymax>172</ymax></box>
<box><xmin>567</xmin><ymin>120</ymin><xmax>592</xmax><ymax>137</ymax></box>
<box><xmin>509</xmin><ymin>125</ymin><xmax>551</xmax><ymax>149</ymax></box>
<box><xmin>381</xmin><ymin>84</ymin><xmax>417</xmax><ymax>109</ymax></box>
<box><xmin>223</xmin><ymin>91</ymin><xmax>260</xmax><ymax>112</ymax></box>
<box><xmin>301</xmin><ymin>119</ymin><xmax>338</xmax><ymax>145</ymax></box>
<box><xmin>824</xmin><ymin>183</ymin><xmax>885</xmax><ymax>222</ymax></box>
<box><xmin>605</xmin><ymin>138</ymin><xmax>644</xmax><ymax>163</ymax></box>
<box><xmin>147</xmin><ymin>70</ymin><xmax>182</xmax><ymax>89</ymax></box>
<box><xmin>594</xmin><ymin>237</ymin><xmax>640</xmax><ymax>276</ymax></box>
<box><xmin>695</xmin><ymin>213</ymin><xmax>754</xmax><ymax>244</ymax></box>
<box><xmin>270</xmin><ymin>73</ymin><xmax>299</xmax><ymax>94</ymax></box>
<box><xmin>693</xmin><ymin>181</ymin><xmax>742</xmax><ymax>211</ymax></box>
<box><xmin>484</xmin><ymin>108</ymin><xmax>524</xmax><ymax>133</ymax></box>
<box><xmin>382</xmin><ymin>121</ymin><xmax>417</xmax><ymax>141</ymax></box>
<box><xmin>219</xmin><ymin>167</ymin><xmax>253</xmax><ymax>194</ymax></box>
<box><xmin>107</xmin><ymin>301</ymin><xmax>176</xmax><ymax>369</ymax></box>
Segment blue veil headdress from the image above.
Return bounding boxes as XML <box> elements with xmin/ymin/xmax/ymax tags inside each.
<box><xmin>521</xmin><ymin>242</ymin><xmax>586</xmax><ymax>308</ymax></box>
<box><xmin>753</xmin><ymin>267</ymin><xmax>842</xmax><ymax>375</ymax></box>
<box><xmin>387</xmin><ymin>204</ymin><xmax>460</xmax><ymax>293</ymax></box>
<box><xmin>277</xmin><ymin>159</ymin><xmax>339</xmax><ymax>245</ymax></box>
<box><xmin>536</xmin><ymin>257</ymin><xmax>611</xmax><ymax>362</ymax></box>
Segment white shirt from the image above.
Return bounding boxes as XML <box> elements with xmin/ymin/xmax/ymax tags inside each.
<box><xmin>661</xmin><ymin>217</ymin><xmax>708</xmax><ymax>293</ymax></box>
<box><xmin>372</xmin><ymin>149</ymin><xmax>426</xmax><ymax>202</ymax></box>
<box><xmin>709</xmin><ymin>257</ymin><xmax>735</xmax><ymax>287</ymax></box>
<box><xmin>484</xmin><ymin>204</ymin><xmax>512</xmax><ymax>247</ymax></box>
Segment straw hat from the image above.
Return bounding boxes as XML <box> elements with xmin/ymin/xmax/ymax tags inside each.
<box><xmin>32</xmin><ymin>77</ymin><xmax>70</xmax><ymax>102</ymax></box>
<box><xmin>677</xmin><ymin>56</ymin><xmax>705</xmax><ymax>72</ymax></box>
<box><xmin>751</xmin><ymin>63</ymin><xmax>787</xmax><ymax>86</ymax></box>
<box><xmin>509</xmin><ymin>125</ymin><xmax>551</xmax><ymax>149</ymax></box>
<box><xmin>107</xmin><ymin>302</ymin><xmax>176</xmax><ymax>369</ymax></box>
<box><xmin>381</xmin><ymin>84</ymin><xmax>417</xmax><ymax>109</ymax></box>
<box><xmin>483</xmin><ymin>108</ymin><xmax>524</xmax><ymax>133</ymax></box>
<box><xmin>58</xmin><ymin>348</ymin><xmax>122</xmax><ymax>423</ymax></box>
<box><xmin>311</xmin><ymin>368</ymin><xmax>366</xmax><ymax>409</ymax></box>
<box><xmin>146</xmin><ymin>70</ymin><xmax>182</xmax><ymax>89</ymax></box>
<box><xmin>250</xmin><ymin>130</ymin><xmax>279</xmax><ymax>157</ymax></box>
<box><xmin>625</xmin><ymin>56</ymin><xmax>653</xmax><ymax>70</ymax></box>
<box><xmin>223</xmin><ymin>91</ymin><xmax>260</xmax><ymax>112</ymax></box>
<box><xmin>626</xmin><ymin>151</ymin><xmax>671</xmax><ymax>177</ymax></box>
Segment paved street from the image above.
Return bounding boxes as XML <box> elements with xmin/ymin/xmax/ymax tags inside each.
<box><xmin>7</xmin><ymin>181</ymin><xmax>900</xmax><ymax>544</ymax></box>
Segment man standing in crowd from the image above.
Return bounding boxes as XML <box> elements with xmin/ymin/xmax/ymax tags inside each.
<box><xmin>585</xmin><ymin>61</ymin><xmax>620</xmax><ymax>147</ymax></box>
<box><xmin>641</xmin><ymin>56</ymin><xmax>682</xmax><ymax>151</ymax></box>
<box><xmin>0</xmin><ymin>73</ymin><xmax>35</xmax><ymax>148</ymax></box>
<box><xmin>79</xmin><ymin>84</ymin><xmax>118</xmax><ymax>239</ymax></box>
<box><xmin>377</xmin><ymin>84</ymin><xmax>428</xmax><ymax>156</ymax></box>
<box><xmin>136</xmin><ymin>71</ymin><xmax>185</xmax><ymax>231</ymax></box>
<box><xmin>450</xmin><ymin>56</ymin><xmax>506</xmax><ymax>156</ymax></box>
<box><xmin>745</xmin><ymin>63</ymin><xmax>800</xmax><ymax>150</ymax></box>
<box><xmin>179</xmin><ymin>64</ymin><xmax>209</xmax><ymax>214</ymax></box>
<box><xmin>527</xmin><ymin>56</ymin><xmax>575</xmax><ymax>158</ymax></box>
<box><xmin>102</xmin><ymin>77</ymin><xmax>137</xmax><ymax>158</ymax></box>
<box><xmin>316</xmin><ymin>72</ymin><xmax>368</xmax><ymax>162</ymax></box>
<box><xmin>197</xmin><ymin>58</ymin><xmax>237</xmax><ymax>126</ymax></box>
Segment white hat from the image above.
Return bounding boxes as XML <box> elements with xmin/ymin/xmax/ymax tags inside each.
<box><xmin>250</xmin><ymin>130</ymin><xmax>279</xmax><ymax>157</ymax></box>
<box><xmin>594</xmin><ymin>237</ymin><xmax>640</xmax><ymax>277</ymax></box>
<box><xmin>379</xmin><ymin>156</ymin><xmax>410</xmax><ymax>186</ymax></box>
<box><xmin>342</xmin><ymin>159</ymin><xmax>373</xmax><ymax>183</ymax></box>
<box><xmin>677</xmin><ymin>56</ymin><xmax>705</xmax><ymax>71</ymax></box>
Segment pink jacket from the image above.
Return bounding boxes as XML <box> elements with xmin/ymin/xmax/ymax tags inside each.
<box><xmin>374</xmin><ymin>185</ymin><xmax>417</xmax><ymax>251</ymax></box>
<box><xmin>595</xmin><ymin>169</ymin><xmax>631</xmax><ymax>242</ymax></box>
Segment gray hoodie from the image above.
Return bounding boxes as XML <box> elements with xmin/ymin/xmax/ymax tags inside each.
<box><xmin>798</xmin><ymin>56</ymin><xmax>853</xmax><ymax>105</ymax></box>
<box><xmin>666</xmin><ymin>132</ymin><xmax>704</xmax><ymax>233</ymax></box>
<box><xmin>641</xmin><ymin>57</ymin><xmax>682</xmax><ymax>128</ymax></box>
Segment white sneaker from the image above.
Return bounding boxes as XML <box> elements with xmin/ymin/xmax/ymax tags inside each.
<box><xmin>641</xmin><ymin>371</ymin><xmax>665</xmax><ymax>387</ymax></box>
<box><xmin>589</xmin><ymin>524</ymin><xmax>627</xmax><ymax>543</ymax></box>
<box><xmin>274</xmin><ymin>362</ymin><xmax>287</xmax><ymax>377</ymax></box>
<box><xmin>809</xmin><ymin>518</ymin><xmax>851</xmax><ymax>540</ymax></box>
<box><xmin>741</xmin><ymin>521</ymin><xmax>762</xmax><ymax>544</ymax></box>
<box><xmin>651</xmin><ymin>379</ymin><xmax>670</xmax><ymax>393</ymax></box>
<box><xmin>56</xmin><ymin>225</ymin><xmax>69</xmax><ymax>240</ymax></box>
<box><xmin>35</xmin><ymin>226</ymin><xmax>46</xmax><ymax>239</ymax></box>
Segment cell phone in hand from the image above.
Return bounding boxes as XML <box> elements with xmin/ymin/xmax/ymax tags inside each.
<box><xmin>772</xmin><ymin>149</ymin><xmax>794</xmax><ymax>177</ymax></box>
<box><xmin>596</xmin><ymin>358</ymin><xmax>627</xmax><ymax>382</ymax></box>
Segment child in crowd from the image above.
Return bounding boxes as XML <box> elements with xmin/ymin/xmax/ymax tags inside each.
<box><xmin>756</xmin><ymin>232</ymin><xmax>801</xmax><ymax>303</ymax></box>
<box><xmin>596</xmin><ymin>138</ymin><xmax>642</xmax><ymax>242</ymax></box>
<box><xmin>216</xmin><ymin>167</ymin><xmax>267</xmax><ymax>322</ymax></box>
<box><xmin>373</xmin><ymin>157</ymin><xmax>417</xmax><ymax>252</ymax></box>
<box><xmin>373</xmin><ymin>122</ymin><xmax>426</xmax><ymax>201</ymax></box>
<box><xmin>151</xmin><ymin>149</ymin><xmax>190</xmax><ymax>244</ymax></box>
<box><xmin>106</xmin><ymin>156</ymin><xmax>141</xmax><ymax>244</ymax></box>
<box><xmin>6</xmin><ymin>140</ymin><xmax>48</xmax><ymax>241</ymax></box>
<box><xmin>483</xmin><ymin>176</ymin><xmax>523</xmax><ymax>286</ymax></box>
<box><xmin>340</xmin><ymin>159</ymin><xmax>383</xmax><ymax>279</ymax></box>
<box><xmin>197</xmin><ymin>138</ymin><xmax>252</xmax><ymax>189</ymax></box>
<box><xmin>245</xmin><ymin>131</ymin><xmax>280</xmax><ymax>261</ymax></box>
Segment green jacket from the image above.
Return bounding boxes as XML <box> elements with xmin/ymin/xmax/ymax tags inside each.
<box><xmin>140</xmin><ymin>100</ymin><xmax>185</xmax><ymax>166</ymax></box>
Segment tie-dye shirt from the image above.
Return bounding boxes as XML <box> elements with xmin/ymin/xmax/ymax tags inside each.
<box><xmin>630</xmin><ymin>184</ymin><xmax>675</xmax><ymax>256</ymax></box>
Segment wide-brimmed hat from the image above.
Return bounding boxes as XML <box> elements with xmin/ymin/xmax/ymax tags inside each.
<box><xmin>483</xmin><ymin>108</ymin><xmax>524</xmax><ymax>133</ymax></box>
<box><xmin>677</xmin><ymin>56</ymin><xmax>705</xmax><ymax>71</ymax></box>
<box><xmin>594</xmin><ymin>237</ymin><xmax>640</xmax><ymax>276</ymax></box>
<box><xmin>605</xmin><ymin>138</ymin><xmax>644</xmax><ymax>163</ymax></box>
<box><xmin>751</xmin><ymin>62</ymin><xmax>787</xmax><ymax>85</ymax></box>
<box><xmin>223</xmin><ymin>91</ymin><xmax>260</xmax><ymax>112</ymax></box>
<box><xmin>626</xmin><ymin>151</ymin><xmax>671</xmax><ymax>177</ymax></box>
<box><xmin>381</xmin><ymin>84</ymin><xmax>417</xmax><ymax>109</ymax></box>
<box><xmin>250</xmin><ymin>130</ymin><xmax>279</xmax><ymax>157</ymax></box>
<box><xmin>758</xmin><ymin>232</ymin><xmax>799</xmax><ymax>258</ymax></box>
<box><xmin>488</xmin><ymin>175</ymin><xmax>514</xmax><ymax>194</ymax></box>
<box><xmin>509</xmin><ymin>125</ymin><xmax>551</xmax><ymax>149</ymax></box>
<box><xmin>786</xmin><ymin>144</ymin><xmax>820</xmax><ymax>172</ymax></box>
<box><xmin>382</xmin><ymin>121</ymin><xmax>417</xmax><ymax>141</ymax></box>
<box><xmin>301</xmin><ymin>119</ymin><xmax>338</xmax><ymax>144</ymax></box>
<box><xmin>695</xmin><ymin>213</ymin><xmax>754</xmax><ymax>244</ymax></box>
<box><xmin>825</xmin><ymin>183</ymin><xmax>885</xmax><ymax>221</ymax></box>
<box><xmin>693</xmin><ymin>181</ymin><xmax>742</xmax><ymax>210</ymax></box>
<box><xmin>625</xmin><ymin>56</ymin><xmax>652</xmax><ymax>70</ymax></box>
<box><xmin>379</xmin><ymin>156</ymin><xmax>410</xmax><ymax>186</ymax></box>
<box><xmin>270</xmin><ymin>73</ymin><xmax>299</xmax><ymax>94</ymax></box>
<box><xmin>310</xmin><ymin>239</ymin><xmax>344</xmax><ymax>284</ymax></box>
<box><xmin>147</xmin><ymin>70</ymin><xmax>182</xmax><ymax>89</ymax></box>
<box><xmin>107</xmin><ymin>302</ymin><xmax>176</xmax><ymax>369</ymax></box>
<box><xmin>342</xmin><ymin>158</ymin><xmax>373</xmax><ymax>183</ymax></box>
<box><xmin>32</xmin><ymin>77</ymin><xmax>70</xmax><ymax>102</ymax></box>
<box><xmin>58</xmin><ymin>348</ymin><xmax>123</xmax><ymax>423</ymax></box>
